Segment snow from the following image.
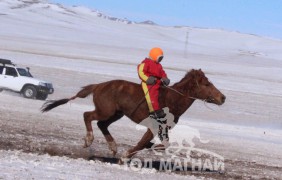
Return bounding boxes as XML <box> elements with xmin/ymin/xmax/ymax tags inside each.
<box><xmin>0</xmin><ymin>0</ymin><xmax>282</xmax><ymax>179</ymax></box>
<box><xmin>0</xmin><ymin>150</ymin><xmax>194</xmax><ymax>180</ymax></box>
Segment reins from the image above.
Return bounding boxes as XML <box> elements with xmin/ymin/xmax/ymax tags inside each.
<box><xmin>161</xmin><ymin>81</ymin><xmax>198</xmax><ymax>100</ymax></box>
<box><xmin>161</xmin><ymin>82</ymin><xmax>216</xmax><ymax>111</ymax></box>
<box><xmin>130</xmin><ymin>78</ymin><xmax>216</xmax><ymax>117</ymax></box>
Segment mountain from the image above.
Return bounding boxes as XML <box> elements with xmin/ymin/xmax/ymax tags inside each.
<box><xmin>1</xmin><ymin>0</ymin><xmax>282</xmax><ymax>98</ymax></box>
<box><xmin>2</xmin><ymin>0</ymin><xmax>133</xmax><ymax>24</ymax></box>
<box><xmin>138</xmin><ymin>20</ymin><xmax>158</xmax><ymax>25</ymax></box>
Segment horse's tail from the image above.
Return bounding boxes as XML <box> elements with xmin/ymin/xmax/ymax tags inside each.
<box><xmin>41</xmin><ymin>84</ymin><xmax>98</xmax><ymax>112</ymax></box>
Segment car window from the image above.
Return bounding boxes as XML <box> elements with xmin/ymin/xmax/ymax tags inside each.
<box><xmin>5</xmin><ymin>67</ymin><xmax>18</xmax><ymax>77</ymax></box>
<box><xmin>17</xmin><ymin>68</ymin><xmax>32</xmax><ymax>77</ymax></box>
<box><xmin>0</xmin><ymin>66</ymin><xmax>3</xmax><ymax>74</ymax></box>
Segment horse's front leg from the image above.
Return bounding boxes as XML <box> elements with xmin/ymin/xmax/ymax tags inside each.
<box><xmin>97</xmin><ymin>112</ymin><xmax>124</xmax><ymax>156</ymax></box>
<box><xmin>122</xmin><ymin>128</ymin><xmax>154</xmax><ymax>159</ymax></box>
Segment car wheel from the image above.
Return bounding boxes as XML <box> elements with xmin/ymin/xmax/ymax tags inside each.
<box><xmin>36</xmin><ymin>92</ymin><xmax>48</xmax><ymax>100</ymax></box>
<box><xmin>22</xmin><ymin>85</ymin><xmax>37</xmax><ymax>99</ymax></box>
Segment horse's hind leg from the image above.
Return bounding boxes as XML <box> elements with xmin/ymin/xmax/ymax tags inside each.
<box><xmin>122</xmin><ymin>128</ymin><xmax>154</xmax><ymax>159</ymax></box>
<box><xmin>83</xmin><ymin>110</ymin><xmax>110</xmax><ymax>148</ymax></box>
<box><xmin>97</xmin><ymin>111</ymin><xmax>124</xmax><ymax>156</ymax></box>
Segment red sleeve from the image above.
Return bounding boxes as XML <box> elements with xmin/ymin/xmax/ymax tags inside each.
<box><xmin>138</xmin><ymin>62</ymin><xmax>149</xmax><ymax>82</ymax></box>
<box><xmin>160</xmin><ymin>64</ymin><xmax>167</xmax><ymax>78</ymax></box>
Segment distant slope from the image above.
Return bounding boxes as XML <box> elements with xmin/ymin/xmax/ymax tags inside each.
<box><xmin>1</xmin><ymin>0</ymin><xmax>281</xmax><ymax>59</ymax></box>
<box><xmin>1</xmin><ymin>0</ymin><xmax>282</xmax><ymax>97</ymax></box>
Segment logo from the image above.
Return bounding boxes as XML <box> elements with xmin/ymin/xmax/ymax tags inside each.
<box><xmin>131</xmin><ymin>107</ymin><xmax>225</xmax><ymax>172</ymax></box>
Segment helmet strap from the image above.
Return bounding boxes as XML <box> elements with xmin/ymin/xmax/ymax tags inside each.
<box><xmin>157</xmin><ymin>55</ymin><xmax>164</xmax><ymax>63</ymax></box>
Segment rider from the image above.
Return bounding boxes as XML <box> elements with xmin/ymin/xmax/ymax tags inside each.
<box><xmin>137</xmin><ymin>47</ymin><xmax>170</xmax><ymax>120</ymax></box>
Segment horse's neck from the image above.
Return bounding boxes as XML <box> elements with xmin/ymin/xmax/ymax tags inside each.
<box><xmin>174</xmin><ymin>77</ymin><xmax>198</xmax><ymax>97</ymax></box>
<box><xmin>167</xmin><ymin>81</ymin><xmax>196</xmax><ymax>117</ymax></box>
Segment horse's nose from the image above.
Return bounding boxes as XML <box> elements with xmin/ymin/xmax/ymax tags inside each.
<box><xmin>221</xmin><ymin>95</ymin><xmax>226</xmax><ymax>103</ymax></box>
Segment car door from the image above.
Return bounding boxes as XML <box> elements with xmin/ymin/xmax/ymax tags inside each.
<box><xmin>0</xmin><ymin>65</ymin><xmax>4</xmax><ymax>89</ymax></box>
<box><xmin>0</xmin><ymin>66</ymin><xmax>21</xmax><ymax>91</ymax></box>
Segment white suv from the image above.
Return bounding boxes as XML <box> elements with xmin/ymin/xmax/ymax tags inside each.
<box><xmin>0</xmin><ymin>59</ymin><xmax>54</xmax><ymax>100</ymax></box>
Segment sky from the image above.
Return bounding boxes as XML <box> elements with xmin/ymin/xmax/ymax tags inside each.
<box><xmin>49</xmin><ymin>0</ymin><xmax>282</xmax><ymax>40</ymax></box>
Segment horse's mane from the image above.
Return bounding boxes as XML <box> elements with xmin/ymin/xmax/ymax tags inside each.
<box><xmin>173</xmin><ymin>69</ymin><xmax>207</xmax><ymax>93</ymax></box>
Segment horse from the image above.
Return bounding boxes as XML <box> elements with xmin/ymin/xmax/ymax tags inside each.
<box><xmin>41</xmin><ymin>69</ymin><xmax>226</xmax><ymax>159</ymax></box>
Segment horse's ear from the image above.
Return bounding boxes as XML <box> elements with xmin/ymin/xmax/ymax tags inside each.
<box><xmin>199</xmin><ymin>68</ymin><xmax>202</xmax><ymax>72</ymax></box>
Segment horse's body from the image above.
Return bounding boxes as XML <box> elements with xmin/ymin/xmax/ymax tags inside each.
<box><xmin>42</xmin><ymin>69</ymin><xmax>225</xmax><ymax>158</ymax></box>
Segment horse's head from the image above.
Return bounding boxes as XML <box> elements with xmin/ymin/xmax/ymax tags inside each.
<box><xmin>181</xmin><ymin>69</ymin><xmax>226</xmax><ymax>105</ymax></box>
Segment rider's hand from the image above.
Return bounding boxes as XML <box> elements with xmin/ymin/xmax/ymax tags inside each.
<box><xmin>161</xmin><ymin>77</ymin><xmax>170</xmax><ymax>86</ymax></box>
<box><xmin>146</xmin><ymin>76</ymin><xmax>157</xmax><ymax>85</ymax></box>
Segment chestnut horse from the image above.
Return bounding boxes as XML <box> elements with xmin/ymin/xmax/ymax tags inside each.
<box><xmin>42</xmin><ymin>69</ymin><xmax>225</xmax><ymax>158</ymax></box>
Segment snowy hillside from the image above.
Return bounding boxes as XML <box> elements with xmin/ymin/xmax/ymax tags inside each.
<box><xmin>1</xmin><ymin>0</ymin><xmax>281</xmax><ymax>127</ymax></box>
<box><xmin>0</xmin><ymin>0</ymin><xmax>282</xmax><ymax>179</ymax></box>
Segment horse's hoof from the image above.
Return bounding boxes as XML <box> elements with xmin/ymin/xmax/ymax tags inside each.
<box><xmin>118</xmin><ymin>155</ymin><xmax>131</xmax><ymax>165</ymax></box>
<box><xmin>83</xmin><ymin>143</ymin><xmax>89</xmax><ymax>148</ymax></box>
<box><xmin>153</xmin><ymin>144</ymin><xmax>166</xmax><ymax>151</ymax></box>
<box><xmin>112</xmin><ymin>150</ymin><xmax>117</xmax><ymax>157</ymax></box>
<box><xmin>118</xmin><ymin>158</ymin><xmax>125</xmax><ymax>165</ymax></box>
<box><xmin>121</xmin><ymin>151</ymin><xmax>130</xmax><ymax>158</ymax></box>
<box><xmin>83</xmin><ymin>139</ymin><xmax>90</xmax><ymax>148</ymax></box>
<box><xmin>108</xmin><ymin>141</ymin><xmax>117</xmax><ymax>156</ymax></box>
<box><xmin>83</xmin><ymin>136</ymin><xmax>94</xmax><ymax>148</ymax></box>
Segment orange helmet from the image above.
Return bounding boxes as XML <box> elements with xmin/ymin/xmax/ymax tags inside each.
<box><xmin>149</xmin><ymin>47</ymin><xmax>164</xmax><ymax>62</ymax></box>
